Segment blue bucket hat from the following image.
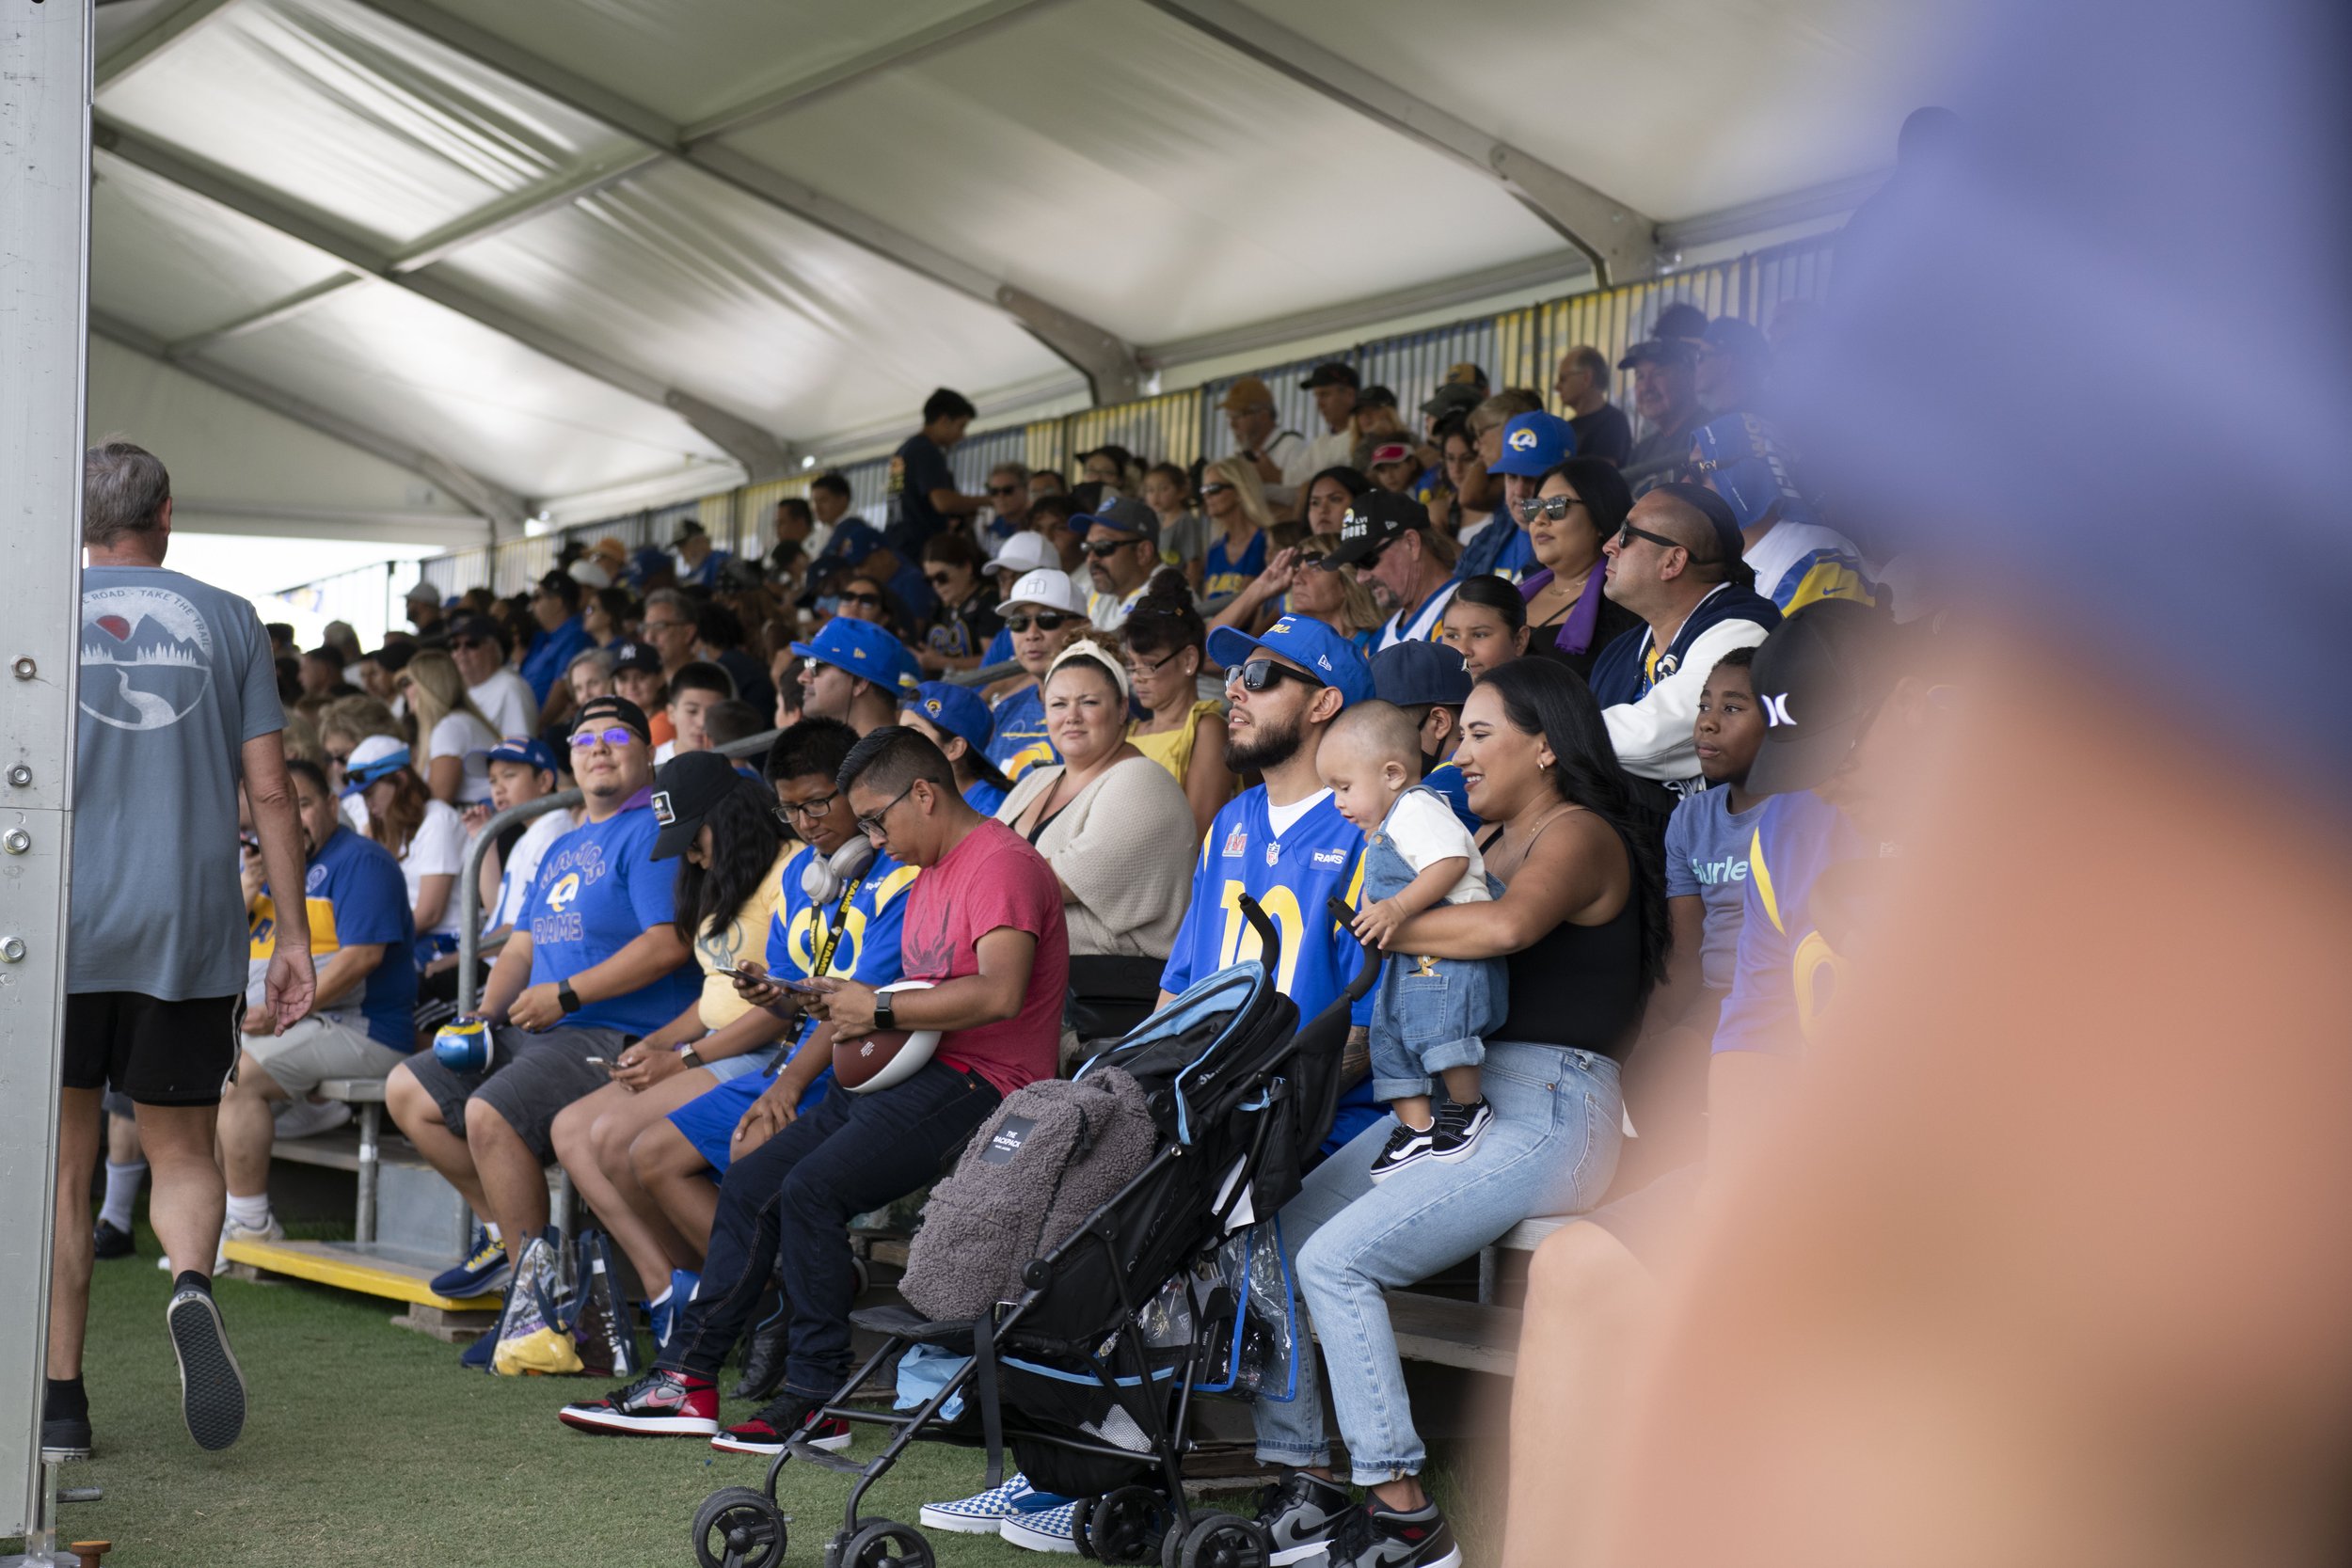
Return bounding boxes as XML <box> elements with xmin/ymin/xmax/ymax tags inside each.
<box><xmin>1207</xmin><ymin>614</ymin><xmax>1375</xmax><ymax>709</ymax></box>
<box><xmin>904</xmin><ymin>681</ymin><xmax>994</xmax><ymax>754</ymax></box>
<box><xmin>1688</xmin><ymin>413</ymin><xmax>1813</xmax><ymax>532</ymax></box>
<box><xmin>1487</xmin><ymin>410</ymin><xmax>1579</xmax><ymax>477</ymax></box>
<box><xmin>790</xmin><ymin>615</ymin><xmax>906</xmax><ymax>686</ymax></box>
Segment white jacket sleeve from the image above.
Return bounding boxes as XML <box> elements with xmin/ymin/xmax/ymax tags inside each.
<box><xmin>1602</xmin><ymin>618</ymin><xmax>1773</xmax><ymax>781</ymax></box>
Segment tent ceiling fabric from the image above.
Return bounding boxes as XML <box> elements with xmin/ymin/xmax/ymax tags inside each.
<box><xmin>84</xmin><ymin>0</ymin><xmax>1938</xmax><ymax>532</ymax></box>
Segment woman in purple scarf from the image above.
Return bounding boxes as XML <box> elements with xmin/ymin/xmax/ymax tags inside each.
<box><xmin>1516</xmin><ymin>458</ymin><xmax>1644</xmax><ymax>681</ymax></box>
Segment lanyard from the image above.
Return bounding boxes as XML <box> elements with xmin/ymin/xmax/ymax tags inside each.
<box><xmin>769</xmin><ymin>863</ymin><xmax>870</xmax><ymax>1076</ymax></box>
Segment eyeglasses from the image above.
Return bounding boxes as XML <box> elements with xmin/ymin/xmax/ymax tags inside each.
<box><xmin>1224</xmin><ymin>657</ymin><xmax>1325</xmax><ymax>696</ymax></box>
<box><xmin>640</xmin><ymin>619</ymin><xmax>691</xmax><ymax>635</ymax></box>
<box><xmin>1004</xmin><ymin>611</ymin><xmax>1076</xmax><ymax>633</ymax></box>
<box><xmin>987</xmin><ymin>483</ymin><xmax>1021</xmax><ymax>498</ymax></box>
<box><xmin>1613</xmin><ymin>521</ymin><xmax>1692</xmax><ymax>556</ymax></box>
<box><xmin>1085</xmin><ymin>539</ymin><xmax>1137</xmax><ymax>559</ymax></box>
<box><xmin>1199</xmin><ymin>483</ymin><xmax>1232</xmax><ymax>497</ymax></box>
<box><xmin>567</xmin><ymin>726</ymin><xmax>637</xmax><ymax>750</ymax></box>
<box><xmin>780</xmin><ymin>790</ymin><xmax>841</xmax><ymax>822</ymax></box>
<box><xmin>1128</xmin><ymin>648</ymin><xmax>1184</xmax><ymax>679</ymax></box>
<box><xmin>1515</xmin><ymin>495</ymin><xmax>1586</xmax><ymax>523</ymax></box>
<box><xmin>836</xmin><ymin>591</ymin><xmax>883</xmax><ymax>609</ymax></box>
<box><xmin>854</xmin><ymin>781</ymin><xmax>916</xmax><ymax>837</ymax></box>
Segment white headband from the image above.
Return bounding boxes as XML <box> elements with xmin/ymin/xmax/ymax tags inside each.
<box><xmin>1045</xmin><ymin>639</ymin><xmax>1131</xmax><ymax>703</ymax></box>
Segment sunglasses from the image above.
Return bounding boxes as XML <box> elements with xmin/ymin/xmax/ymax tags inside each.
<box><xmin>1225</xmin><ymin>656</ymin><xmax>1325</xmax><ymax>695</ymax></box>
<box><xmin>1199</xmin><ymin>483</ymin><xmax>1233</xmax><ymax>497</ymax></box>
<box><xmin>1614</xmin><ymin>521</ymin><xmax>1692</xmax><ymax>556</ymax></box>
<box><xmin>924</xmin><ymin>571</ymin><xmax>955</xmax><ymax>587</ymax></box>
<box><xmin>836</xmin><ymin>591</ymin><xmax>883</xmax><ymax>609</ymax></box>
<box><xmin>567</xmin><ymin>726</ymin><xmax>637</xmax><ymax>750</ymax></box>
<box><xmin>451</xmin><ymin>638</ymin><xmax>486</xmax><ymax>651</ymax></box>
<box><xmin>1298</xmin><ymin>549</ymin><xmax>1335</xmax><ymax>571</ymax></box>
<box><xmin>1005</xmin><ymin>611</ymin><xmax>1076</xmax><ymax>633</ymax></box>
<box><xmin>1515</xmin><ymin>495</ymin><xmax>1586</xmax><ymax>523</ymax></box>
<box><xmin>1085</xmin><ymin>539</ymin><xmax>1138</xmax><ymax>559</ymax></box>
<box><xmin>987</xmin><ymin>483</ymin><xmax>1022</xmax><ymax>498</ymax></box>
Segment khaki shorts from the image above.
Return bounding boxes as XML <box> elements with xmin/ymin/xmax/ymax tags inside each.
<box><xmin>248</xmin><ymin>1012</ymin><xmax>410</xmax><ymax>1098</ymax></box>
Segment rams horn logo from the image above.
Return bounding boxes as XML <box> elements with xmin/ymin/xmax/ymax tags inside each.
<box><xmin>1507</xmin><ymin>426</ymin><xmax>1539</xmax><ymax>451</ymax></box>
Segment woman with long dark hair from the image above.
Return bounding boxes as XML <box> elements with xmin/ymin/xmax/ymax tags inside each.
<box><xmin>1517</xmin><ymin>457</ymin><xmax>1644</xmax><ymax>680</ymax></box>
<box><xmin>548</xmin><ymin>752</ymin><xmax>799</xmax><ymax>1316</ymax></box>
<box><xmin>1123</xmin><ymin>570</ymin><xmax>1232</xmax><ymax>838</ymax></box>
<box><xmin>1242</xmin><ymin>657</ymin><xmax>1664</xmax><ymax>1562</ymax></box>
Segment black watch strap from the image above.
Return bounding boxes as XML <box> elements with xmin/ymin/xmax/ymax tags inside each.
<box><xmin>874</xmin><ymin>990</ymin><xmax>895</xmax><ymax>1031</ymax></box>
<box><xmin>557</xmin><ymin>980</ymin><xmax>582</xmax><ymax>1015</ymax></box>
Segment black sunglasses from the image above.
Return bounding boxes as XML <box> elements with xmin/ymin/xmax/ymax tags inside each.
<box><xmin>1005</xmin><ymin>611</ymin><xmax>1076</xmax><ymax>633</ymax></box>
<box><xmin>1614</xmin><ymin>521</ymin><xmax>1692</xmax><ymax>556</ymax></box>
<box><xmin>1224</xmin><ymin>656</ymin><xmax>1325</xmax><ymax>695</ymax></box>
<box><xmin>1199</xmin><ymin>482</ymin><xmax>1233</xmax><ymax>497</ymax></box>
<box><xmin>1085</xmin><ymin>538</ymin><xmax>1139</xmax><ymax>558</ymax></box>
<box><xmin>923</xmin><ymin>571</ymin><xmax>955</xmax><ymax>587</ymax></box>
<box><xmin>987</xmin><ymin>483</ymin><xmax>1022</xmax><ymax>497</ymax></box>
<box><xmin>836</xmin><ymin>590</ymin><xmax>883</xmax><ymax>608</ymax></box>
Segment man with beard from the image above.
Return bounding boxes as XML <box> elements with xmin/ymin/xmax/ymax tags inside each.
<box><xmin>1156</xmin><ymin>614</ymin><xmax>1386</xmax><ymax>1155</ymax></box>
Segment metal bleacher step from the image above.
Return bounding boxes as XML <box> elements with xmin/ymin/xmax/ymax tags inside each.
<box><xmin>266</xmin><ymin>1124</ymin><xmax>427</xmax><ymax>1176</ymax></box>
<box><xmin>219</xmin><ymin>1237</ymin><xmax>504</xmax><ymax>1313</ymax></box>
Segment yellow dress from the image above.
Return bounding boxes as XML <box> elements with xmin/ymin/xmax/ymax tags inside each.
<box><xmin>1128</xmin><ymin>699</ymin><xmax>1224</xmax><ymax>786</ymax></box>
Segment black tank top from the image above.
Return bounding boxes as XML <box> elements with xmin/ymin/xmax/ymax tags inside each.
<box><xmin>1485</xmin><ymin>825</ymin><xmax>1646</xmax><ymax>1060</ymax></box>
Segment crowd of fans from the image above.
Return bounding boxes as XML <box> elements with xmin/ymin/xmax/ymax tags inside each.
<box><xmin>63</xmin><ymin>293</ymin><xmax>1899</xmax><ymax>1568</ymax></box>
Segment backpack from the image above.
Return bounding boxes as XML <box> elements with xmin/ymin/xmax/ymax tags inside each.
<box><xmin>488</xmin><ymin>1228</ymin><xmax>639</xmax><ymax>1378</ymax></box>
<box><xmin>899</xmin><ymin>1067</ymin><xmax>1157</xmax><ymax>1323</ymax></box>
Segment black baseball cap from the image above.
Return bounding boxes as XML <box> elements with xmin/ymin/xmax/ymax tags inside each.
<box><xmin>1744</xmin><ymin>599</ymin><xmax>1903</xmax><ymax>797</ymax></box>
<box><xmin>1300</xmin><ymin>361</ymin><xmax>1360</xmax><ymax>390</ymax></box>
<box><xmin>1372</xmin><ymin>638</ymin><xmax>1472</xmax><ymax>708</ymax></box>
<box><xmin>449</xmin><ymin>613</ymin><xmax>506</xmax><ymax>649</ymax></box>
<box><xmin>1420</xmin><ymin>383</ymin><xmax>1483</xmax><ymax>420</ymax></box>
<box><xmin>648</xmin><ymin>749</ymin><xmax>745</xmax><ymax>861</ymax></box>
<box><xmin>1358</xmin><ymin>384</ymin><xmax>1398</xmax><ymax>410</ymax></box>
<box><xmin>1073</xmin><ymin>496</ymin><xmax>1161</xmax><ymax>546</ymax></box>
<box><xmin>1323</xmin><ymin>489</ymin><xmax>1430</xmax><ymax>569</ymax></box>
<box><xmin>1645</xmin><ymin>482</ymin><xmax>1748</xmax><ymax>567</ymax></box>
<box><xmin>1617</xmin><ymin>337</ymin><xmax>1699</xmax><ymax>371</ymax></box>
<box><xmin>610</xmin><ymin>641</ymin><xmax>663</xmax><ymax>676</ymax></box>
<box><xmin>572</xmin><ymin>693</ymin><xmax>652</xmax><ymax>745</ymax></box>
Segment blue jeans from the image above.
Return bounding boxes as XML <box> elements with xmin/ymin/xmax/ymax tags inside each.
<box><xmin>1254</xmin><ymin>1041</ymin><xmax>1622</xmax><ymax>1483</ymax></box>
<box><xmin>1361</xmin><ymin>811</ymin><xmax>1505</xmax><ymax>1102</ymax></box>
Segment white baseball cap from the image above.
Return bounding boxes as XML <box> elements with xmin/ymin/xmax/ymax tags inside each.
<box><xmin>999</xmin><ymin>568</ymin><xmax>1086</xmax><ymax>617</ymax></box>
<box><xmin>987</xmin><ymin>531</ymin><xmax>1060</xmax><ymax>577</ymax></box>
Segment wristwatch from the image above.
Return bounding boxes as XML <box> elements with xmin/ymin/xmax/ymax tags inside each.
<box><xmin>873</xmin><ymin>990</ymin><xmax>896</xmax><ymax>1032</ymax></box>
<box><xmin>678</xmin><ymin>1047</ymin><xmax>705</xmax><ymax>1070</ymax></box>
<box><xmin>557</xmin><ymin>980</ymin><xmax>582</xmax><ymax>1015</ymax></box>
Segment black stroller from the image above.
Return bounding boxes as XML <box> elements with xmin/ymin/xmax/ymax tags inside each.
<box><xmin>690</xmin><ymin>896</ymin><xmax>1375</xmax><ymax>1568</ymax></box>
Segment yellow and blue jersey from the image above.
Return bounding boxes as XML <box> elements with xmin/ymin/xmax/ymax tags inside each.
<box><xmin>1202</xmin><ymin>529</ymin><xmax>1266</xmax><ymax>602</ymax></box>
<box><xmin>986</xmin><ymin>684</ymin><xmax>1059</xmax><ymax>781</ymax></box>
<box><xmin>1161</xmin><ymin>787</ymin><xmax>1382</xmax><ymax>1149</ymax></box>
<box><xmin>762</xmin><ymin>842</ymin><xmax>919</xmax><ymax>1091</ymax></box>
<box><xmin>1747</xmin><ymin>520</ymin><xmax>1876</xmax><ymax>614</ymax></box>
<box><xmin>1711</xmin><ymin>790</ymin><xmax>1868</xmax><ymax>1057</ymax></box>
<box><xmin>249</xmin><ymin>826</ymin><xmax>416</xmax><ymax>1051</ymax></box>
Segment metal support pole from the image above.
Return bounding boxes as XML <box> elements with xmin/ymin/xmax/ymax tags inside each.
<box><xmin>0</xmin><ymin>0</ymin><xmax>92</xmax><ymax>1544</ymax></box>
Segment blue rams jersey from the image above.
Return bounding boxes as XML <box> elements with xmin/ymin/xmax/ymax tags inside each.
<box><xmin>986</xmin><ymin>684</ymin><xmax>1059</xmax><ymax>781</ymax></box>
<box><xmin>249</xmin><ymin>826</ymin><xmax>416</xmax><ymax>1052</ymax></box>
<box><xmin>765</xmin><ymin>843</ymin><xmax>918</xmax><ymax>1085</ymax></box>
<box><xmin>1712</xmin><ymin>790</ymin><xmax>1870</xmax><ymax>1057</ymax></box>
<box><xmin>1161</xmin><ymin>788</ymin><xmax>1382</xmax><ymax>1150</ymax></box>
<box><xmin>1202</xmin><ymin>530</ymin><xmax>1267</xmax><ymax>602</ymax></box>
<box><xmin>525</xmin><ymin>799</ymin><xmax>703</xmax><ymax>1037</ymax></box>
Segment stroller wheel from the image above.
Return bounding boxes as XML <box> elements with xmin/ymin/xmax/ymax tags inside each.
<box><xmin>1178</xmin><ymin>1513</ymin><xmax>1271</xmax><ymax>1568</ymax></box>
<box><xmin>691</xmin><ymin>1485</ymin><xmax>788</xmax><ymax>1568</ymax></box>
<box><xmin>834</xmin><ymin>1517</ymin><xmax>934</xmax><ymax>1568</ymax></box>
<box><xmin>1077</xmin><ymin>1486</ymin><xmax>1174</xmax><ymax>1564</ymax></box>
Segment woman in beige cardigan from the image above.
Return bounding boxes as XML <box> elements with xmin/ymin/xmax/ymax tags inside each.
<box><xmin>998</xmin><ymin>641</ymin><xmax>1199</xmax><ymax>1043</ymax></box>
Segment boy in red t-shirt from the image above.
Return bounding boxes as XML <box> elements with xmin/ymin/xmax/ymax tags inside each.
<box><xmin>561</xmin><ymin>727</ymin><xmax>1069</xmax><ymax>1454</ymax></box>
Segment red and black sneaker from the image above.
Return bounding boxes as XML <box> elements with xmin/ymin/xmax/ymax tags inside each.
<box><xmin>558</xmin><ymin>1369</ymin><xmax>719</xmax><ymax>1436</ymax></box>
<box><xmin>709</xmin><ymin>1390</ymin><xmax>852</xmax><ymax>1456</ymax></box>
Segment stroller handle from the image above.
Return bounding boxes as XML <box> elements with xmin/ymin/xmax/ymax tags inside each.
<box><xmin>1327</xmin><ymin>896</ymin><xmax>1380</xmax><ymax>1004</ymax></box>
<box><xmin>1238</xmin><ymin>894</ymin><xmax>1280</xmax><ymax>975</ymax></box>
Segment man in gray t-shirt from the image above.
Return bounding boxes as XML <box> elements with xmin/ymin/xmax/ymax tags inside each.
<box><xmin>47</xmin><ymin>443</ymin><xmax>315</xmax><ymax>1465</ymax></box>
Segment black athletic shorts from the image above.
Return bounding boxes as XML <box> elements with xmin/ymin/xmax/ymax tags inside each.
<box><xmin>63</xmin><ymin>991</ymin><xmax>243</xmax><ymax>1106</ymax></box>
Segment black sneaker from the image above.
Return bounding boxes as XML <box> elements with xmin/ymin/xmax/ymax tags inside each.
<box><xmin>709</xmin><ymin>1389</ymin><xmax>852</xmax><ymax>1456</ymax></box>
<box><xmin>166</xmin><ymin>1279</ymin><xmax>247</xmax><ymax>1451</ymax></box>
<box><xmin>1323</xmin><ymin>1498</ymin><xmax>1462</xmax><ymax>1568</ymax></box>
<box><xmin>92</xmin><ymin>1220</ymin><xmax>135</xmax><ymax>1260</ymax></box>
<box><xmin>1428</xmin><ymin>1098</ymin><xmax>1493</xmax><ymax>1164</ymax></box>
<box><xmin>40</xmin><ymin>1383</ymin><xmax>91</xmax><ymax>1463</ymax></box>
<box><xmin>557</xmin><ymin>1368</ymin><xmax>719</xmax><ymax>1436</ymax></box>
<box><xmin>730</xmin><ymin>1288</ymin><xmax>789</xmax><ymax>1401</ymax></box>
<box><xmin>1254</xmin><ymin>1469</ymin><xmax>1352</xmax><ymax>1565</ymax></box>
<box><xmin>1367</xmin><ymin>1118</ymin><xmax>1439</xmax><ymax>1184</ymax></box>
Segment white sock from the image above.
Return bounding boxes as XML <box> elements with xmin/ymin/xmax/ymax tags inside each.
<box><xmin>483</xmin><ymin>1222</ymin><xmax>501</xmax><ymax>1243</ymax></box>
<box><xmin>99</xmin><ymin>1160</ymin><xmax>145</xmax><ymax>1231</ymax></box>
<box><xmin>224</xmin><ymin>1192</ymin><xmax>271</xmax><ymax>1231</ymax></box>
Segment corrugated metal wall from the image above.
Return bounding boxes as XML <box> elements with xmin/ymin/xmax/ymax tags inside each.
<box><xmin>361</xmin><ymin>231</ymin><xmax>1836</xmax><ymax>609</ymax></box>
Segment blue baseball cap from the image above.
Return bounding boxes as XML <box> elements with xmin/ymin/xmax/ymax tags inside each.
<box><xmin>1072</xmin><ymin>497</ymin><xmax>1161</xmax><ymax>545</ymax></box>
<box><xmin>790</xmin><ymin>615</ymin><xmax>907</xmax><ymax>686</ymax></box>
<box><xmin>1487</xmin><ymin>411</ymin><xmax>1578</xmax><ymax>477</ymax></box>
<box><xmin>473</xmin><ymin>736</ymin><xmax>558</xmax><ymax>775</ymax></box>
<box><xmin>1689</xmin><ymin>413</ymin><xmax>1813</xmax><ymax>532</ymax></box>
<box><xmin>819</xmin><ymin>518</ymin><xmax>887</xmax><ymax>564</ymax></box>
<box><xmin>1371</xmin><ymin>639</ymin><xmax>1472</xmax><ymax>708</ymax></box>
<box><xmin>904</xmin><ymin>681</ymin><xmax>994</xmax><ymax>754</ymax></box>
<box><xmin>1207</xmin><ymin>614</ymin><xmax>1375</xmax><ymax>709</ymax></box>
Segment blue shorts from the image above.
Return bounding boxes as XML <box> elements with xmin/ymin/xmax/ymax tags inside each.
<box><xmin>666</xmin><ymin>1066</ymin><xmax>835</xmax><ymax>1174</ymax></box>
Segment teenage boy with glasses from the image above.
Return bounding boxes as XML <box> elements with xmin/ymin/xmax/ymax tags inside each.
<box><xmin>386</xmin><ymin>697</ymin><xmax>700</xmax><ymax>1330</ymax></box>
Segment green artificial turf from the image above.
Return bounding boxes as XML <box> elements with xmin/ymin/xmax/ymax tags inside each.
<box><xmin>57</xmin><ymin>1225</ymin><xmax>1495</xmax><ymax>1566</ymax></box>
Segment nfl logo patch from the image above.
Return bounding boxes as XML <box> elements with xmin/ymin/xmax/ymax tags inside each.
<box><xmin>1222</xmin><ymin>828</ymin><xmax>1248</xmax><ymax>858</ymax></box>
<box><xmin>1265</xmin><ymin>843</ymin><xmax>1279</xmax><ymax>866</ymax></box>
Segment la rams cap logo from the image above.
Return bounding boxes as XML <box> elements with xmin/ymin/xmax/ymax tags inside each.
<box><xmin>1507</xmin><ymin>426</ymin><xmax>1539</xmax><ymax>451</ymax></box>
<box><xmin>651</xmin><ymin>790</ymin><xmax>675</xmax><ymax>826</ymax></box>
<box><xmin>1761</xmin><ymin>692</ymin><xmax>1797</xmax><ymax>727</ymax></box>
<box><xmin>924</xmin><ymin>698</ymin><xmax>943</xmax><ymax>717</ymax></box>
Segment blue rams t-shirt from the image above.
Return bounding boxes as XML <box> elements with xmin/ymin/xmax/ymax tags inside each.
<box><xmin>249</xmin><ymin>826</ymin><xmax>417</xmax><ymax>1051</ymax></box>
<box><xmin>963</xmin><ymin>778</ymin><xmax>1009</xmax><ymax>817</ymax></box>
<box><xmin>1161</xmin><ymin>787</ymin><xmax>1382</xmax><ymax>1150</ymax></box>
<box><xmin>1202</xmin><ymin>529</ymin><xmax>1267</xmax><ymax>602</ymax></box>
<box><xmin>1662</xmin><ymin>785</ymin><xmax>1771</xmax><ymax>992</ymax></box>
<box><xmin>517</xmin><ymin>614</ymin><xmax>592</xmax><ymax>705</ymax></box>
<box><xmin>1712</xmin><ymin>790</ymin><xmax>1868</xmax><ymax>1057</ymax></box>
<box><xmin>986</xmin><ymin>684</ymin><xmax>1058</xmax><ymax>780</ymax></box>
<box><xmin>524</xmin><ymin>794</ymin><xmax>702</xmax><ymax>1037</ymax></box>
<box><xmin>762</xmin><ymin>842</ymin><xmax>920</xmax><ymax>1105</ymax></box>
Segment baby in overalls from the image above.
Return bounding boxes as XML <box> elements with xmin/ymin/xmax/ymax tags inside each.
<box><xmin>1317</xmin><ymin>701</ymin><xmax>1506</xmax><ymax>1181</ymax></box>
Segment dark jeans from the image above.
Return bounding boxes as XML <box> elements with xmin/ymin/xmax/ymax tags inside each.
<box><xmin>661</xmin><ymin>1058</ymin><xmax>1000</xmax><ymax>1398</ymax></box>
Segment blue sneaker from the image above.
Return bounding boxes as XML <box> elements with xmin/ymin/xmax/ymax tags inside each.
<box><xmin>999</xmin><ymin>1497</ymin><xmax>1082</xmax><ymax>1554</ymax></box>
<box><xmin>649</xmin><ymin>1269</ymin><xmax>698</xmax><ymax>1353</ymax></box>
<box><xmin>430</xmin><ymin>1228</ymin><xmax>509</xmax><ymax>1299</ymax></box>
<box><xmin>921</xmin><ymin>1473</ymin><xmax>1070</xmax><ymax>1536</ymax></box>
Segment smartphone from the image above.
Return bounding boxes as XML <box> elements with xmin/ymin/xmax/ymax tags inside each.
<box><xmin>780</xmin><ymin>977</ymin><xmax>833</xmax><ymax>994</ymax></box>
<box><xmin>584</xmin><ymin>1056</ymin><xmax>612</xmax><ymax>1074</ymax></box>
<box><xmin>713</xmin><ymin>963</ymin><xmax>763</xmax><ymax>982</ymax></box>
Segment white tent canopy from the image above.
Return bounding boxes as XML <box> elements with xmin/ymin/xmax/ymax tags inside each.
<box><xmin>87</xmin><ymin>0</ymin><xmax>1947</xmax><ymax>560</ymax></box>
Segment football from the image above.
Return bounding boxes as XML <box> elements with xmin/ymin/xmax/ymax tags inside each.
<box><xmin>832</xmin><ymin>980</ymin><xmax>941</xmax><ymax>1093</ymax></box>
